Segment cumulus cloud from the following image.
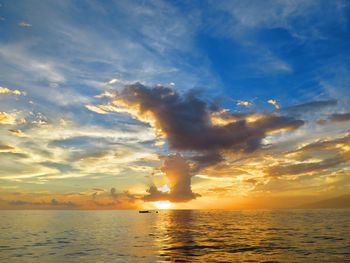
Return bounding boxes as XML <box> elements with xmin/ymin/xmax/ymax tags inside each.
<box><xmin>108</xmin><ymin>83</ymin><xmax>303</xmax><ymax>157</ymax></box>
<box><xmin>143</xmin><ymin>154</ymin><xmax>200</xmax><ymax>202</ymax></box>
<box><xmin>92</xmin><ymin>83</ymin><xmax>306</xmax><ymax>202</ymax></box>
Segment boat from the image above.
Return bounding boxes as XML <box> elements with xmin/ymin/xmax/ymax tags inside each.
<box><xmin>138</xmin><ymin>210</ymin><xmax>159</xmax><ymax>214</ymax></box>
<box><xmin>138</xmin><ymin>210</ymin><xmax>151</xmax><ymax>213</ymax></box>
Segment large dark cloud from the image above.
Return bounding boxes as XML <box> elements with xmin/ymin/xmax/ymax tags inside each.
<box><xmin>115</xmin><ymin>83</ymin><xmax>304</xmax><ymax>155</ymax></box>
<box><xmin>110</xmin><ymin>83</ymin><xmax>306</xmax><ymax>202</ymax></box>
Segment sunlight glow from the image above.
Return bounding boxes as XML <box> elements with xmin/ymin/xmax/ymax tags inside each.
<box><xmin>158</xmin><ymin>184</ymin><xmax>170</xmax><ymax>192</ymax></box>
<box><xmin>154</xmin><ymin>200</ymin><xmax>172</xmax><ymax>209</ymax></box>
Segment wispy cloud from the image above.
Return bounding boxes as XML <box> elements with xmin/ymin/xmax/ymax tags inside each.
<box><xmin>18</xmin><ymin>21</ymin><xmax>32</xmax><ymax>27</ymax></box>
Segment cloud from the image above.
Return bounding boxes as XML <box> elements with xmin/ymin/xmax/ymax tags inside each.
<box><xmin>244</xmin><ymin>178</ymin><xmax>258</xmax><ymax>184</ymax></box>
<box><xmin>316</xmin><ymin>112</ymin><xmax>350</xmax><ymax>125</ymax></box>
<box><xmin>8</xmin><ymin>129</ymin><xmax>26</xmax><ymax>137</ymax></box>
<box><xmin>213</xmin><ymin>0</ymin><xmax>347</xmax><ymax>40</ymax></box>
<box><xmin>9</xmin><ymin>198</ymin><xmax>77</xmax><ymax>208</ymax></box>
<box><xmin>89</xmin><ymin>187</ymin><xmax>141</xmax><ymax>208</ymax></box>
<box><xmin>250</xmin><ymin>51</ymin><xmax>293</xmax><ymax>74</ymax></box>
<box><xmin>282</xmin><ymin>99</ymin><xmax>337</xmax><ymax>113</ymax></box>
<box><xmin>267</xmin><ymin>156</ymin><xmax>346</xmax><ymax>177</ymax></box>
<box><xmin>92</xmin><ymin>188</ymin><xmax>105</xmax><ymax>192</ymax></box>
<box><xmin>0</xmin><ymin>143</ymin><xmax>14</xmax><ymax>152</ymax></box>
<box><xmin>0</xmin><ymin>86</ymin><xmax>25</xmax><ymax>95</ymax></box>
<box><xmin>110</xmin><ymin>187</ymin><xmax>138</xmax><ymax>204</ymax></box>
<box><xmin>91</xmin><ymin>83</ymin><xmax>306</xmax><ymax>202</ymax></box>
<box><xmin>267</xmin><ymin>99</ymin><xmax>280</xmax><ymax>109</ymax></box>
<box><xmin>18</xmin><ymin>21</ymin><xmax>32</xmax><ymax>27</ymax></box>
<box><xmin>0</xmin><ymin>0</ymin><xmax>348</xmax><ymax>207</ymax></box>
<box><xmin>50</xmin><ymin>198</ymin><xmax>76</xmax><ymax>207</ymax></box>
<box><xmin>291</xmin><ymin>133</ymin><xmax>350</xmax><ymax>153</ymax></box>
<box><xmin>106</xmin><ymin>83</ymin><xmax>304</xmax><ymax>157</ymax></box>
<box><xmin>106</xmin><ymin>78</ymin><xmax>120</xmax><ymax>85</ymax></box>
<box><xmin>143</xmin><ymin>154</ymin><xmax>200</xmax><ymax>202</ymax></box>
<box><xmin>215</xmin><ymin>0</ymin><xmax>313</xmax><ymax>29</ymax></box>
<box><xmin>40</xmin><ymin>161</ymin><xmax>76</xmax><ymax>173</ymax></box>
<box><xmin>268</xmin><ymin>133</ymin><xmax>350</xmax><ymax>177</ymax></box>
<box><xmin>0</xmin><ymin>43</ymin><xmax>65</xmax><ymax>84</ymax></box>
<box><xmin>0</xmin><ymin>112</ymin><xmax>16</xmax><ymax>124</ymax></box>
<box><xmin>236</xmin><ymin>100</ymin><xmax>251</xmax><ymax>107</ymax></box>
<box><xmin>85</xmin><ymin>104</ymin><xmax>108</xmax><ymax>114</ymax></box>
<box><xmin>329</xmin><ymin>113</ymin><xmax>350</xmax><ymax>123</ymax></box>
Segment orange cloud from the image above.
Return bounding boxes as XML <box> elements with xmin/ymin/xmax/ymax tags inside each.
<box><xmin>0</xmin><ymin>112</ymin><xmax>16</xmax><ymax>124</ymax></box>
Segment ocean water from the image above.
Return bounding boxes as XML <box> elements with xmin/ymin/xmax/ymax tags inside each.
<box><xmin>0</xmin><ymin>210</ymin><xmax>349</xmax><ymax>262</ymax></box>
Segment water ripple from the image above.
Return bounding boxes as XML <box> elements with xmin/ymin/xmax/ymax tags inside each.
<box><xmin>0</xmin><ymin>209</ymin><xmax>349</xmax><ymax>262</ymax></box>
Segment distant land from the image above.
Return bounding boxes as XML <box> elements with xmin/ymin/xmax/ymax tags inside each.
<box><xmin>297</xmin><ymin>195</ymin><xmax>350</xmax><ymax>209</ymax></box>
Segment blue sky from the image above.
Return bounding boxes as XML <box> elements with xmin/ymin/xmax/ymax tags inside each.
<box><xmin>1</xmin><ymin>1</ymin><xmax>350</xmax><ymax>106</ymax></box>
<box><xmin>0</xmin><ymin>0</ymin><xmax>350</xmax><ymax>209</ymax></box>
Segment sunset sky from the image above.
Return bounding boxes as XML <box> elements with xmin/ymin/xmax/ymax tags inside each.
<box><xmin>0</xmin><ymin>0</ymin><xmax>350</xmax><ymax>209</ymax></box>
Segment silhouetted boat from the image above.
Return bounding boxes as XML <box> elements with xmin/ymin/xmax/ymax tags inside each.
<box><xmin>139</xmin><ymin>210</ymin><xmax>151</xmax><ymax>213</ymax></box>
<box><xmin>138</xmin><ymin>210</ymin><xmax>159</xmax><ymax>214</ymax></box>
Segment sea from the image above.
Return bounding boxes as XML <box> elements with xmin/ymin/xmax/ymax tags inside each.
<box><xmin>0</xmin><ymin>209</ymin><xmax>349</xmax><ymax>262</ymax></box>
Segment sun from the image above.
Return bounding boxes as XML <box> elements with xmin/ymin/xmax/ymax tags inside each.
<box><xmin>154</xmin><ymin>200</ymin><xmax>172</xmax><ymax>209</ymax></box>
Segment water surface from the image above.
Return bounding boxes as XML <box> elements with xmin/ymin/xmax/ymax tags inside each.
<box><xmin>0</xmin><ymin>209</ymin><xmax>349</xmax><ymax>262</ymax></box>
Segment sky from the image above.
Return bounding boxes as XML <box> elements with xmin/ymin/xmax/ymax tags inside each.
<box><xmin>0</xmin><ymin>0</ymin><xmax>350</xmax><ymax>209</ymax></box>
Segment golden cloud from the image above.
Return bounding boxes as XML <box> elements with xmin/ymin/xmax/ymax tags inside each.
<box><xmin>0</xmin><ymin>86</ymin><xmax>25</xmax><ymax>96</ymax></box>
<box><xmin>0</xmin><ymin>112</ymin><xmax>17</xmax><ymax>124</ymax></box>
